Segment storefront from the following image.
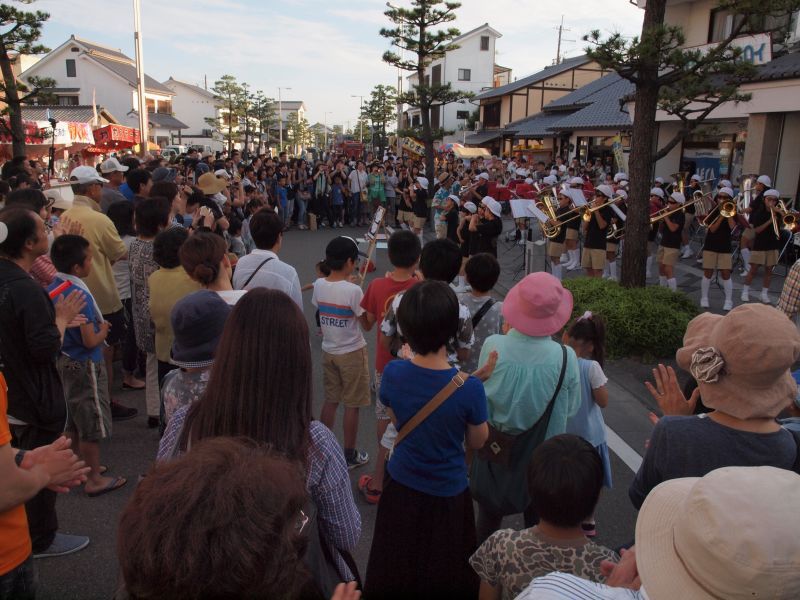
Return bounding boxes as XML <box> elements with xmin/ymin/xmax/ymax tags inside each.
<box><xmin>676</xmin><ymin>121</ymin><xmax>748</xmax><ymax>186</ymax></box>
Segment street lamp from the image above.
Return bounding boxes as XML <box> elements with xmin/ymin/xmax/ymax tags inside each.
<box><xmin>278</xmin><ymin>86</ymin><xmax>292</xmax><ymax>152</ymax></box>
<box><xmin>323</xmin><ymin>111</ymin><xmax>333</xmax><ymax>151</ymax></box>
<box><xmin>351</xmin><ymin>94</ymin><xmax>364</xmax><ymax>144</ymax></box>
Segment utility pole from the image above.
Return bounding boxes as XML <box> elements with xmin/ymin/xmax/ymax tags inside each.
<box><xmin>554</xmin><ymin>16</ymin><xmax>574</xmax><ymax>65</ymax></box>
<box><xmin>132</xmin><ymin>0</ymin><xmax>148</xmax><ymax>156</ymax></box>
<box><xmin>278</xmin><ymin>86</ymin><xmax>291</xmax><ymax>152</ymax></box>
<box><xmin>351</xmin><ymin>94</ymin><xmax>364</xmax><ymax>144</ymax></box>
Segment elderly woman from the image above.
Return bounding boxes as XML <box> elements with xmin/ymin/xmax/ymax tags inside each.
<box><xmin>632</xmin><ymin>303</ymin><xmax>800</xmax><ymax>509</ymax></box>
<box><xmin>472</xmin><ymin>272</ymin><xmax>581</xmax><ymax>543</ymax></box>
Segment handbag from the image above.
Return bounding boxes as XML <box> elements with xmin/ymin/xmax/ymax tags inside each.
<box><xmin>357</xmin><ymin>172</ymin><xmax>368</xmax><ymax>203</ymax></box>
<box><xmin>303</xmin><ymin>500</ymin><xmax>362</xmax><ymax>599</ymax></box>
<box><xmin>469</xmin><ymin>345</ymin><xmax>567</xmax><ymax>516</ymax></box>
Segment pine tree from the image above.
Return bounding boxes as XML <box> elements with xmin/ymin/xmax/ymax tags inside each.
<box><xmin>361</xmin><ymin>84</ymin><xmax>397</xmax><ymax>160</ymax></box>
<box><xmin>205</xmin><ymin>75</ymin><xmax>243</xmax><ymax>154</ymax></box>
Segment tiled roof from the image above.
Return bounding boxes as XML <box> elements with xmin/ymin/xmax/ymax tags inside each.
<box><xmin>543</xmin><ymin>72</ymin><xmax>622</xmax><ymax>111</ymax></box>
<box><xmin>507</xmin><ymin>112</ymin><xmax>566</xmax><ymax>138</ymax></box>
<box><xmin>129</xmin><ymin>111</ymin><xmax>188</xmax><ymax>129</ymax></box>
<box><xmin>22</xmin><ymin>105</ymin><xmax>118</xmax><ymax>124</ymax></box>
<box><xmin>92</xmin><ymin>55</ymin><xmax>173</xmax><ymax>95</ymax></box>
<box><xmin>164</xmin><ymin>77</ymin><xmax>216</xmax><ymax>99</ymax></box>
<box><xmin>751</xmin><ymin>50</ymin><xmax>800</xmax><ymax>82</ymax></box>
<box><xmin>548</xmin><ymin>76</ymin><xmax>634</xmax><ymax>131</ymax></box>
<box><xmin>474</xmin><ymin>55</ymin><xmax>591</xmax><ymax>101</ymax></box>
<box><xmin>71</xmin><ymin>36</ymin><xmax>130</xmax><ymax>62</ymax></box>
<box><xmin>464</xmin><ymin>129</ymin><xmax>505</xmax><ymax>145</ymax></box>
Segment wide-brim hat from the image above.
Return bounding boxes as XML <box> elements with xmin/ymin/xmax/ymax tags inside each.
<box><xmin>676</xmin><ymin>304</ymin><xmax>800</xmax><ymax>419</ymax></box>
<box><xmin>438</xmin><ymin>172</ymin><xmax>452</xmax><ymax>183</ymax></box>
<box><xmin>502</xmin><ymin>272</ymin><xmax>573</xmax><ymax>337</ymax></box>
<box><xmin>636</xmin><ymin>467</ymin><xmax>800</xmax><ymax>600</ymax></box>
<box><xmin>197</xmin><ymin>172</ymin><xmax>227</xmax><ymax>195</ymax></box>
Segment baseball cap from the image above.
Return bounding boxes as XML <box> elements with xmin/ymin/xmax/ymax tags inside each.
<box><xmin>718</xmin><ymin>179</ymin><xmax>732</xmax><ymax>188</ymax></box>
<box><xmin>70</xmin><ymin>165</ymin><xmax>109</xmax><ymax>185</ymax></box>
<box><xmin>613</xmin><ymin>172</ymin><xmax>628</xmax><ymax>182</ymax></box>
<box><xmin>718</xmin><ymin>187</ymin><xmax>734</xmax><ymax>198</ymax></box>
<box><xmin>477</xmin><ymin>172</ymin><xmax>489</xmax><ymax>181</ymax></box>
<box><xmin>416</xmin><ymin>176</ymin><xmax>429</xmax><ymax>190</ymax></box>
<box><xmin>650</xmin><ymin>187</ymin><xmax>665</xmax><ymax>199</ymax></box>
<box><xmin>690</xmin><ymin>174</ymin><xmax>702</xmax><ymax>182</ymax></box>
<box><xmin>595</xmin><ymin>184</ymin><xmax>614</xmax><ymax>198</ymax></box>
<box><xmin>152</xmin><ymin>167</ymin><xmax>177</xmax><ymax>183</ymax></box>
<box><xmin>764</xmin><ymin>189</ymin><xmax>780</xmax><ymax>198</ymax></box>
<box><xmin>481</xmin><ymin>196</ymin><xmax>502</xmax><ymax>217</ymax></box>
<box><xmin>100</xmin><ymin>157</ymin><xmax>129</xmax><ymax>174</ymax></box>
<box><xmin>569</xmin><ymin>176</ymin><xmax>583</xmax><ymax>185</ymax></box>
<box><xmin>325</xmin><ymin>236</ymin><xmax>367</xmax><ymax>262</ymax></box>
<box><xmin>757</xmin><ymin>175</ymin><xmax>772</xmax><ymax>187</ymax></box>
<box><xmin>670</xmin><ymin>191</ymin><xmax>686</xmax><ymax>204</ymax></box>
<box><xmin>214</xmin><ymin>169</ymin><xmax>231</xmax><ymax>180</ymax></box>
<box><xmin>463</xmin><ymin>201</ymin><xmax>477</xmax><ymax>214</ymax></box>
<box><xmin>654</xmin><ymin>176</ymin><xmax>665</xmax><ymax>185</ymax></box>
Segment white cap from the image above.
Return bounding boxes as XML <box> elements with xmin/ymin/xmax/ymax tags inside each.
<box><xmin>70</xmin><ymin>165</ymin><xmax>109</xmax><ymax>185</ymax></box>
<box><xmin>515</xmin><ymin>167</ymin><xmax>528</xmax><ymax>176</ymax></box>
<box><xmin>447</xmin><ymin>194</ymin><xmax>460</xmax><ymax>203</ymax></box>
<box><xmin>596</xmin><ymin>184</ymin><xmax>614</xmax><ymax>198</ymax></box>
<box><xmin>764</xmin><ymin>189</ymin><xmax>780</xmax><ymax>198</ymax></box>
<box><xmin>214</xmin><ymin>169</ymin><xmax>231</xmax><ymax>180</ymax></box>
<box><xmin>690</xmin><ymin>174</ymin><xmax>702</xmax><ymax>182</ymax></box>
<box><xmin>613</xmin><ymin>172</ymin><xmax>628</xmax><ymax>183</ymax></box>
<box><xmin>44</xmin><ymin>184</ymin><xmax>74</xmax><ymax>210</ymax></box>
<box><xmin>550</xmin><ymin>169</ymin><xmax>558</xmax><ymax>177</ymax></box>
<box><xmin>757</xmin><ymin>175</ymin><xmax>772</xmax><ymax>187</ymax></box>
<box><xmin>670</xmin><ymin>191</ymin><xmax>686</xmax><ymax>204</ymax></box>
<box><xmin>524</xmin><ymin>177</ymin><xmax>533</xmax><ymax>185</ymax></box>
<box><xmin>481</xmin><ymin>196</ymin><xmax>502</xmax><ymax>217</ymax></box>
<box><xmin>477</xmin><ymin>172</ymin><xmax>490</xmax><ymax>181</ymax></box>
<box><xmin>100</xmin><ymin>157</ymin><xmax>129</xmax><ymax>174</ymax></box>
<box><xmin>719</xmin><ymin>179</ymin><xmax>732</xmax><ymax>189</ymax></box>
<box><xmin>558</xmin><ymin>186</ymin><xmax>572</xmax><ymax>198</ymax></box>
<box><xmin>569</xmin><ymin>176</ymin><xmax>584</xmax><ymax>185</ymax></box>
<box><xmin>558</xmin><ymin>164</ymin><xmax>566</xmax><ymax>173</ymax></box>
<box><xmin>463</xmin><ymin>201</ymin><xmax>477</xmax><ymax>214</ymax></box>
<box><xmin>616</xmin><ymin>189</ymin><xmax>628</xmax><ymax>200</ymax></box>
<box><xmin>416</xmin><ymin>176</ymin><xmax>429</xmax><ymax>190</ymax></box>
<box><xmin>543</xmin><ymin>175</ymin><xmax>558</xmax><ymax>186</ymax></box>
<box><xmin>654</xmin><ymin>177</ymin><xmax>665</xmax><ymax>185</ymax></box>
<box><xmin>0</xmin><ymin>221</ymin><xmax>7</xmax><ymax>244</ymax></box>
<box><xmin>650</xmin><ymin>187</ymin><xmax>665</xmax><ymax>199</ymax></box>
<box><xmin>718</xmin><ymin>187</ymin><xmax>734</xmax><ymax>198</ymax></box>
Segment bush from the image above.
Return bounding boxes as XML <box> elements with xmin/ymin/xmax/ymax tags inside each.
<box><xmin>562</xmin><ymin>278</ymin><xmax>699</xmax><ymax>361</ymax></box>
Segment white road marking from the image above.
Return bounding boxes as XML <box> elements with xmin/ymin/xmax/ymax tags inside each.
<box><xmin>605</xmin><ymin>425</ymin><xmax>643</xmax><ymax>473</ymax></box>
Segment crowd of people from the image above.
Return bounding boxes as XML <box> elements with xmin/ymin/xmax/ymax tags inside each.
<box><xmin>0</xmin><ymin>146</ymin><xmax>799</xmax><ymax>600</ymax></box>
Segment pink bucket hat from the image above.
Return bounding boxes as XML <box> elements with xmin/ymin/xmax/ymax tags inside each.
<box><xmin>502</xmin><ymin>272</ymin><xmax>573</xmax><ymax>337</ymax></box>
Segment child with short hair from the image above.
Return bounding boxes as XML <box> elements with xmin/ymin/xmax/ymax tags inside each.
<box><xmin>357</xmin><ymin>230</ymin><xmax>421</xmax><ymax>503</ymax></box>
<box><xmin>48</xmin><ymin>235</ymin><xmax>127</xmax><ymax>497</ymax></box>
<box><xmin>470</xmin><ymin>434</ymin><xmax>617</xmax><ymax>600</ymax></box>
<box><xmin>563</xmin><ymin>311</ymin><xmax>612</xmax><ymax>537</ymax></box>
<box><xmin>312</xmin><ymin>236</ymin><xmax>371</xmax><ymax>469</ymax></box>
<box><xmin>330</xmin><ymin>174</ymin><xmax>345</xmax><ymax>229</ymax></box>
<box><xmin>459</xmin><ymin>253</ymin><xmax>503</xmax><ymax>373</ymax></box>
<box><xmin>227</xmin><ymin>217</ymin><xmax>246</xmax><ymax>258</ymax></box>
<box><xmin>276</xmin><ymin>175</ymin><xmax>291</xmax><ymax>229</ymax></box>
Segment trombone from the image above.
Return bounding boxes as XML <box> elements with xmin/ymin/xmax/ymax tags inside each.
<box><xmin>701</xmin><ymin>199</ymin><xmax>737</xmax><ymax>228</ymax></box>
<box><xmin>772</xmin><ymin>200</ymin><xmax>797</xmax><ymax>236</ymax></box>
<box><xmin>650</xmin><ymin>195</ymin><xmax>706</xmax><ymax>225</ymax></box>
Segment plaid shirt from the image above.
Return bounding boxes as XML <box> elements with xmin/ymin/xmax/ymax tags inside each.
<box><xmin>158</xmin><ymin>409</ymin><xmax>361</xmax><ymax>580</ymax></box>
<box><xmin>778</xmin><ymin>259</ymin><xmax>800</xmax><ymax>320</ymax></box>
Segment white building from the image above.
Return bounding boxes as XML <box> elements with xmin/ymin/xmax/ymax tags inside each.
<box><xmin>402</xmin><ymin>23</ymin><xmax>505</xmax><ymax>139</ymax></box>
<box><xmin>162</xmin><ymin>77</ymin><xmax>223</xmax><ymax>151</ymax></box>
<box><xmin>19</xmin><ymin>35</ymin><xmax>187</xmax><ymax>147</ymax></box>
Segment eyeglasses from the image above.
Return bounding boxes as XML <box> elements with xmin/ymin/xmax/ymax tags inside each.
<box><xmin>296</xmin><ymin>509</ymin><xmax>309</xmax><ymax>534</ymax></box>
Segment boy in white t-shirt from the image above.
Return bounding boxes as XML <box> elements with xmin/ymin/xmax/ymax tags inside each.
<box><xmin>312</xmin><ymin>236</ymin><xmax>371</xmax><ymax>469</ymax></box>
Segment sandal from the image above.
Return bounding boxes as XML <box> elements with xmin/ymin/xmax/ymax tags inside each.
<box><xmin>87</xmin><ymin>476</ymin><xmax>127</xmax><ymax>498</ymax></box>
<box><xmin>358</xmin><ymin>475</ymin><xmax>382</xmax><ymax>505</ymax></box>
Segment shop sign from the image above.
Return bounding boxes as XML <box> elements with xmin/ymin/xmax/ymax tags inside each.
<box><xmin>694</xmin><ymin>33</ymin><xmax>772</xmax><ymax>66</ymax></box>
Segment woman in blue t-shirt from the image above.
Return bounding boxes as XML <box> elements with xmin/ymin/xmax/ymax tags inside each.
<box><xmin>364</xmin><ymin>280</ymin><xmax>489</xmax><ymax>600</ymax></box>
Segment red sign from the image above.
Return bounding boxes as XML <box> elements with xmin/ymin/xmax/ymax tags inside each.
<box><xmin>92</xmin><ymin>125</ymin><xmax>141</xmax><ymax>148</ymax></box>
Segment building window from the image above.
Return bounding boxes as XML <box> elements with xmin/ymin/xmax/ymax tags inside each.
<box><xmin>432</xmin><ymin>64</ymin><xmax>442</xmax><ymax>85</ymax></box>
<box><xmin>458</xmin><ymin>69</ymin><xmax>471</xmax><ymax>81</ymax></box>
<box><xmin>65</xmin><ymin>59</ymin><xmax>76</xmax><ymax>77</ymax></box>
<box><xmin>145</xmin><ymin>98</ymin><xmax>156</xmax><ymax>113</ymax></box>
<box><xmin>480</xmin><ymin>36</ymin><xmax>490</xmax><ymax>51</ymax></box>
<box><xmin>483</xmin><ymin>102</ymin><xmax>501</xmax><ymax>128</ymax></box>
<box><xmin>158</xmin><ymin>99</ymin><xmax>173</xmax><ymax>115</ymax></box>
<box><xmin>456</xmin><ymin>110</ymin><xmax>470</xmax><ymax>120</ymax></box>
<box><xmin>57</xmin><ymin>95</ymin><xmax>79</xmax><ymax>106</ymax></box>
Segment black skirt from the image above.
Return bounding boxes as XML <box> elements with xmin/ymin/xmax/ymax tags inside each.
<box><xmin>364</xmin><ymin>478</ymin><xmax>479</xmax><ymax>600</ymax></box>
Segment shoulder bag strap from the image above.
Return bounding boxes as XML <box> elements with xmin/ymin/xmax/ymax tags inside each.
<box><xmin>538</xmin><ymin>344</ymin><xmax>568</xmax><ymax>426</ymax></box>
<box><xmin>471</xmin><ymin>298</ymin><xmax>496</xmax><ymax>329</ymax></box>
<box><xmin>241</xmin><ymin>256</ymin><xmax>274</xmax><ymax>288</ymax></box>
<box><xmin>394</xmin><ymin>371</ymin><xmax>470</xmax><ymax>447</ymax></box>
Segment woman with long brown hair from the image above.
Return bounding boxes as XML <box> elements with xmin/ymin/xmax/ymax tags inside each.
<box><xmin>157</xmin><ymin>288</ymin><xmax>361</xmax><ymax>582</ymax></box>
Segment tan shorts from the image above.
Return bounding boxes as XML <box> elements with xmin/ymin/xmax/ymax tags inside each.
<box><xmin>322</xmin><ymin>347</ymin><xmax>370</xmax><ymax>408</ymax></box>
<box><xmin>606</xmin><ymin>242</ymin><xmax>618</xmax><ymax>253</ymax></box>
<box><xmin>702</xmin><ymin>251</ymin><xmax>732</xmax><ymax>271</ymax></box>
<box><xmin>657</xmin><ymin>246</ymin><xmax>680</xmax><ymax>266</ymax></box>
<box><xmin>547</xmin><ymin>241</ymin><xmax>564</xmax><ymax>260</ymax></box>
<box><xmin>435</xmin><ymin>222</ymin><xmax>447</xmax><ymax>239</ymax></box>
<box><xmin>398</xmin><ymin>210</ymin><xmax>414</xmax><ymax>225</ymax></box>
<box><xmin>749</xmin><ymin>249</ymin><xmax>779</xmax><ymax>267</ymax></box>
<box><xmin>581</xmin><ymin>248</ymin><xmax>606</xmax><ymax>270</ymax></box>
<box><xmin>565</xmin><ymin>228</ymin><xmax>579</xmax><ymax>241</ymax></box>
<box><xmin>741</xmin><ymin>227</ymin><xmax>756</xmax><ymax>241</ymax></box>
<box><xmin>57</xmin><ymin>355</ymin><xmax>111</xmax><ymax>442</ymax></box>
<box><xmin>413</xmin><ymin>216</ymin><xmax>427</xmax><ymax>229</ymax></box>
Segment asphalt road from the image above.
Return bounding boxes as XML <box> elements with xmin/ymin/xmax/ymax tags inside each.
<box><xmin>35</xmin><ymin>218</ymin><xmax>693</xmax><ymax>599</ymax></box>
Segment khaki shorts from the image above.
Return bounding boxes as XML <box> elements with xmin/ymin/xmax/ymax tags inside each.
<box><xmin>749</xmin><ymin>249</ymin><xmax>779</xmax><ymax>267</ymax></box>
<box><xmin>702</xmin><ymin>251</ymin><xmax>733</xmax><ymax>270</ymax></box>
<box><xmin>435</xmin><ymin>222</ymin><xmax>447</xmax><ymax>239</ymax></box>
<box><xmin>741</xmin><ymin>227</ymin><xmax>756</xmax><ymax>241</ymax></box>
<box><xmin>413</xmin><ymin>215</ymin><xmax>427</xmax><ymax>229</ymax></box>
<box><xmin>57</xmin><ymin>355</ymin><xmax>111</xmax><ymax>442</ymax></box>
<box><xmin>685</xmin><ymin>213</ymin><xmax>695</xmax><ymax>228</ymax></box>
<box><xmin>606</xmin><ymin>242</ymin><xmax>619</xmax><ymax>253</ymax></box>
<box><xmin>374</xmin><ymin>370</ymin><xmax>391</xmax><ymax>420</ymax></box>
<box><xmin>548</xmin><ymin>241</ymin><xmax>564</xmax><ymax>260</ymax></box>
<box><xmin>565</xmin><ymin>228</ymin><xmax>579</xmax><ymax>241</ymax></box>
<box><xmin>581</xmin><ymin>248</ymin><xmax>606</xmax><ymax>270</ymax></box>
<box><xmin>657</xmin><ymin>246</ymin><xmax>680</xmax><ymax>266</ymax></box>
<box><xmin>322</xmin><ymin>347</ymin><xmax>370</xmax><ymax>408</ymax></box>
<box><xmin>398</xmin><ymin>210</ymin><xmax>414</xmax><ymax>225</ymax></box>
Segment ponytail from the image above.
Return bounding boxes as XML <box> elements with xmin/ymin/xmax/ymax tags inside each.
<box><xmin>567</xmin><ymin>311</ymin><xmax>606</xmax><ymax>366</ymax></box>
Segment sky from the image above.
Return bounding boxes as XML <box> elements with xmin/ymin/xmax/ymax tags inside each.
<box><xmin>33</xmin><ymin>0</ymin><xmax>644</xmax><ymax>127</ymax></box>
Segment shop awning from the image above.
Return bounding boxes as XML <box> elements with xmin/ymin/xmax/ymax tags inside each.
<box><xmin>0</xmin><ymin>117</ymin><xmax>45</xmax><ymax>145</ymax></box>
<box><xmin>453</xmin><ymin>146</ymin><xmax>491</xmax><ymax>159</ymax></box>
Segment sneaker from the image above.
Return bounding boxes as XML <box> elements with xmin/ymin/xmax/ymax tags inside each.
<box><xmin>358</xmin><ymin>475</ymin><xmax>382</xmax><ymax>504</ymax></box>
<box><xmin>581</xmin><ymin>522</ymin><xmax>597</xmax><ymax>538</ymax></box>
<box><xmin>681</xmin><ymin>248</ymin><xmax>693</xmax><ymax>259</ymax></box>
<box><xmin>34</xmin><ymin>533</ymin><xmax>90</xmax><ymax>559</ymax></box>
<box><xmin>741</xmin><ymin>289</ymin><xmax>749</xmax><ymax>302</ymax></box>
<box><xmin>700</xmin><ymin>297</ymin><xmax>710</xmax><ymax>308</ymax></box>
<box><xmin>111</xmin><ymin>401</ymin><xmax>137</xmax><ymax>422</ymax></box>
<box><xmin>723</xmin><ymin>300</ymin><xmax>733</xmax><ymax>311</ymax></box>
<box><xmin>761</xmin><ymin>291</ymin><xmax>771</xmax><ymax>305</ymax></box>
<box><xmin>346</xmin><ymin>449</ymin><xmax>369</xmax><ymax>470</ymax></box>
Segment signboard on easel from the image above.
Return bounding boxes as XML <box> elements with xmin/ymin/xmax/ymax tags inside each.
<box><xmin>359</xmin><ymin>205</ymin><xmax>387</xmax><ymax>287</ymax></box>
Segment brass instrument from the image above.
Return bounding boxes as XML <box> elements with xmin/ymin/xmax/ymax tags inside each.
<box><xmin>537</xmin><ymin>192</ymin><xmax>561</xmax><ymax>239</ymax></box>
<box><xmin>777</xmin><ymin>200</ymin><xmax>797</xmax><ymax>232</ymax></box>
<box><xmin>739</xmin><ymin>176</ymin><xmax>755</xmax><ymax>214</ymax></box>
<box><xmin>606</xmin><ymin>223</ymin><xmax>625</xmax><ymax>240</ymax></box>
<box><xmin>650</xmin><ymin>195</ymin><xmax>706</xmax><ymax>225</ymax></box>
<box><xmin>701</xmin><ymin>200</ymin><xmax>736</xmax><ymax>228</ymax></box>
<box><xmin>670</xmin><ymin>171</ymin><xmax>689</xmax><ymax>195</ymax></box>
<box><xmin>581</xmin><ymin>195</ymin><xmax>624</xmax><ymax>222</ymax></box>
